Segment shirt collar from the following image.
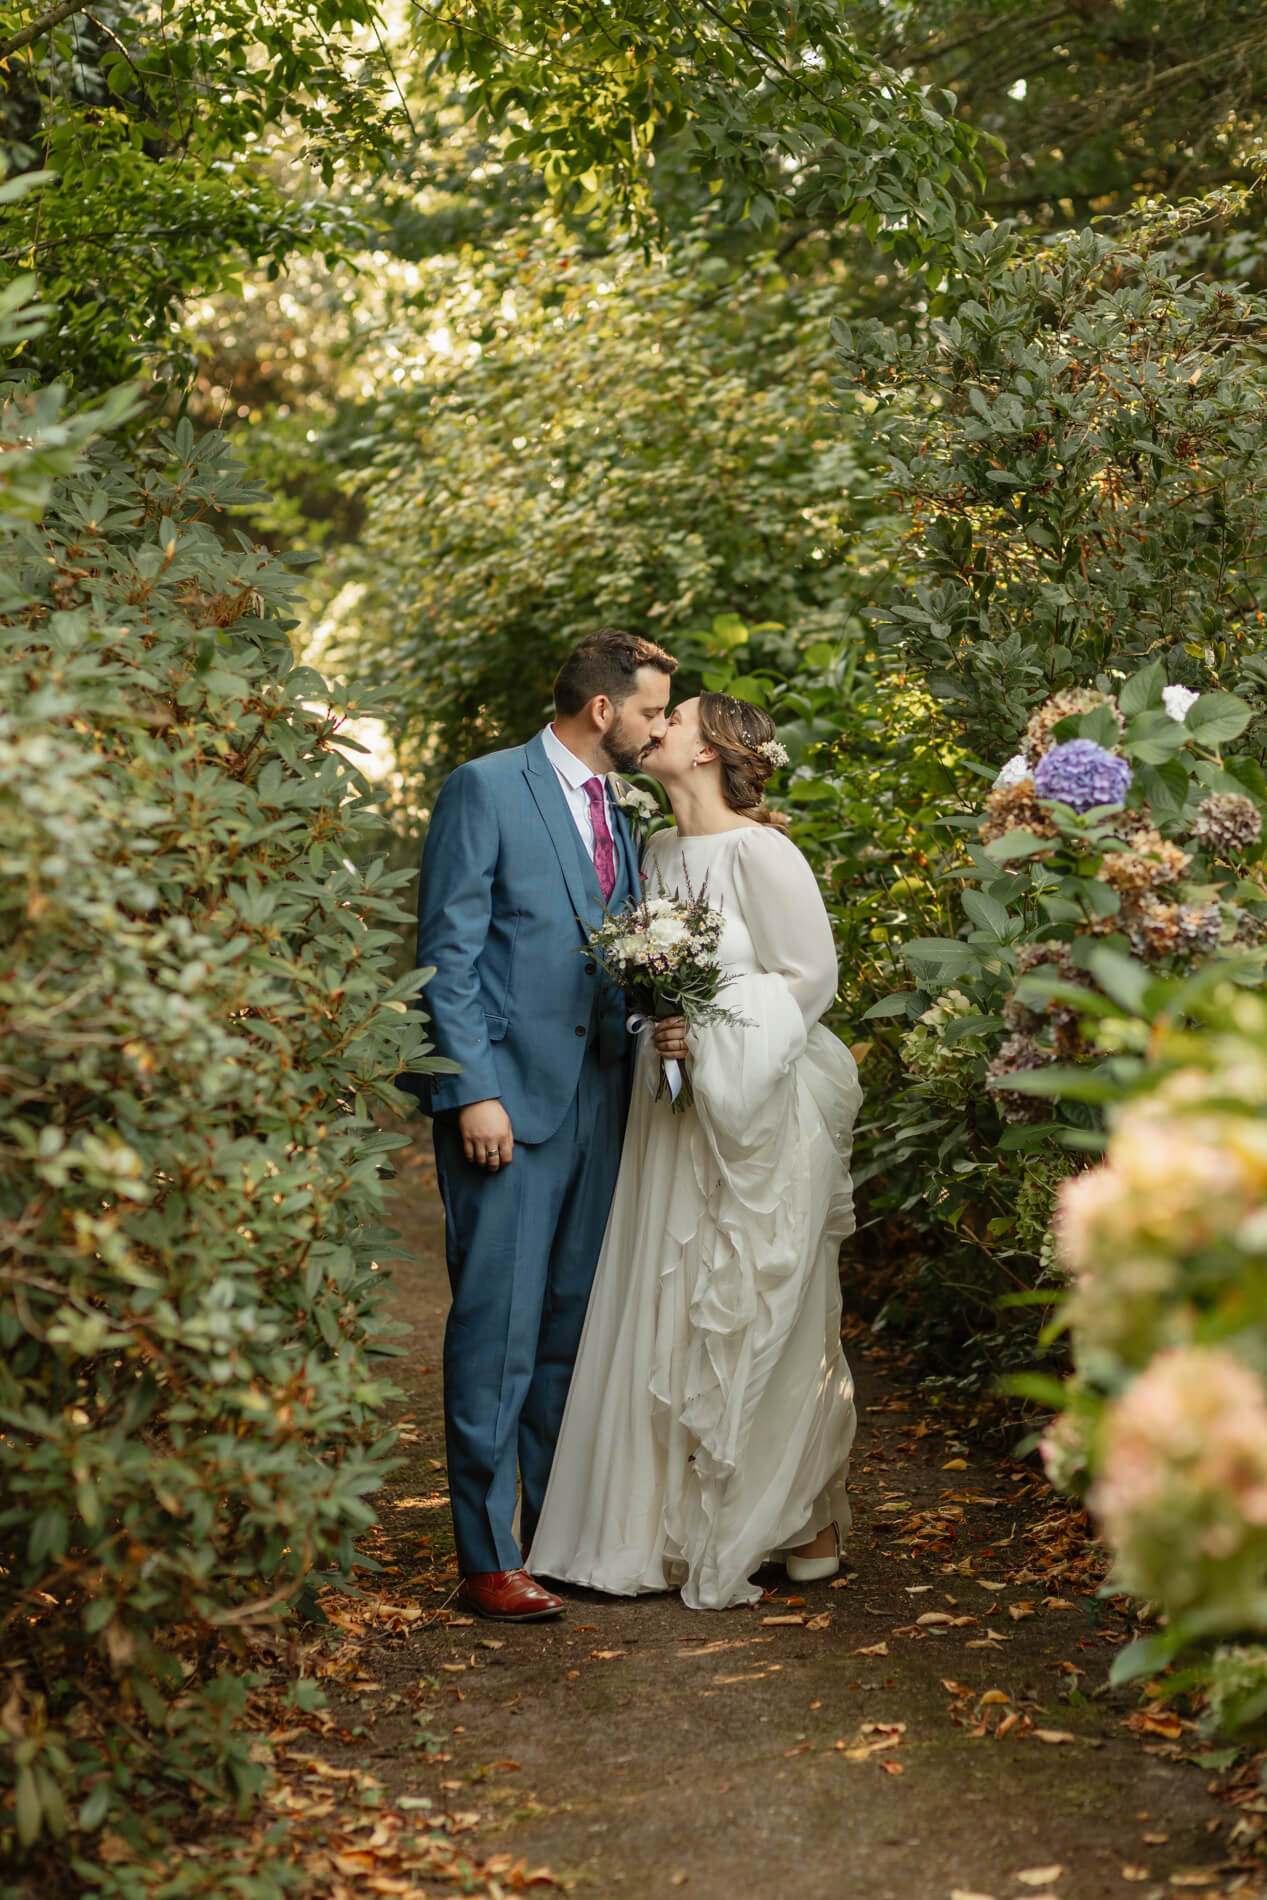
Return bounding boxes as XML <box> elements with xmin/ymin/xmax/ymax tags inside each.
<box><xmin>541</xmin><ymin>722</ymin><xmax>606</xmax><ymax>794</ymax></box>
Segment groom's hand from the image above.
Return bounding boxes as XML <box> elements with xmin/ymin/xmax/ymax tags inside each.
<box><xmin>459</xmin><ymin>1099</ymin><xmax>514</xmax><ymax>1171</ymax></box>
<box><xmin>652</xmin><ymin>1017</ymin><xmax>689</xmax><ymax>1061</ymax></box>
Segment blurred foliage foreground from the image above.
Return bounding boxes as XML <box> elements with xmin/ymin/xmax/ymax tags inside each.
<box><xmin>0</xmin><ymin>358</ymin><xmax>445</xmax><ymax>1886</ymax></box>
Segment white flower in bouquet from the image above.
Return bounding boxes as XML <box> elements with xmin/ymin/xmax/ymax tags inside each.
<box><xmin>1162</xmin><ymin>683</ymin><xmax>1200</xmax><ymax>723</ymax></box>
<box><xmin>583</xmin><ymin>874</ymin><xmax>747</xmax><ymax>1111</ymax></box>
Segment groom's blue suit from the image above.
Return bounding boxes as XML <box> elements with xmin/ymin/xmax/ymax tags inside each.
<box><xmin>415</xmin><ymin>730</ymin><xmax>639</xmax><ymax>1574</ymax></box>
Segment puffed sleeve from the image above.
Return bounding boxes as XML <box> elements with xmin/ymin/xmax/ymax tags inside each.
<box><xmin>729</xmin><ymin>826</ymin><xmax>838</xmax><ymax>1027</ymax></box>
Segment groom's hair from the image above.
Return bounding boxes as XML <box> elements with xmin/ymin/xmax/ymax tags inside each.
<box><xmin>553</xmin><ymin>628</ymin><xmax>677</xmax><ymax>717</ymax></box>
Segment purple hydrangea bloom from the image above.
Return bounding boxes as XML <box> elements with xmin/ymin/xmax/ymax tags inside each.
<box><xmin>1032</xmin><ymin>739</ymin><xmax>1132</xmax><ymax>813</ymax></box>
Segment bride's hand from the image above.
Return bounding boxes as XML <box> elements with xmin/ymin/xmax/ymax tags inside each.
<box><xmin>653</xmin><ymin>1016</ymin><xmax>689</xmax><ymax>1061</ymax></box>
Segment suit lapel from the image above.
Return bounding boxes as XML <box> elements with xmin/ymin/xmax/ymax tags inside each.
<box><xmin>522</xmin><ymin>732</ymin><xmax>606</xmax><ymax>938</ymax></box>
<box><xmin>608</xmin><ymin>794</ymin><xmax>640</xmax><ymax>906</ymax></box>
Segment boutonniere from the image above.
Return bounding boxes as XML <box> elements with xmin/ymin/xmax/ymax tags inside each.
<box><xmin>609</xmin><ymin>776</ymin><xmax>667</xmax><ymax>842</ymax></box>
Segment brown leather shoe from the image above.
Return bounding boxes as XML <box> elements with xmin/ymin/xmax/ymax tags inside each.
<box><xmin>455</xmin><ymin>1569</ymin><xmax>565</xmax><ymax>1622</ymax></box>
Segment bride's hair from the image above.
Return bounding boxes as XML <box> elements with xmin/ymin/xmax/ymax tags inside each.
<box><xmin>697</xmin><ymin>693</ymin><xmax>790</xmax><ymax>833</ymax></box>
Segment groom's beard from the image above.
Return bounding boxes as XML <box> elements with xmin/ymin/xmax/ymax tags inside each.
<box><xmin>601</xmin><ymin>712</ymin><xmax>652</xmax><ymax>778</ymax></box>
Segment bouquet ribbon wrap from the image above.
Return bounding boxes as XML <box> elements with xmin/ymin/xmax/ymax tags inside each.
<box><xmin>627</xmin><ymin>1011</ymin><xmax>683</xmax><ymax>1104</ymax></box>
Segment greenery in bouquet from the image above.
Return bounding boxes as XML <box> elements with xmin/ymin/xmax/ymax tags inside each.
<box><xmin>585</xmin><ymin>883</ymin><xmax>746</xmax><ymax>1111</ymax></box>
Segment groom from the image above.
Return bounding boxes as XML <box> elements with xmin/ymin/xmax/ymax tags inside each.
<box><xmin>414</xmin><ymin>629</ymin><xmax>676</xmax><ymax>1620</ymax></box>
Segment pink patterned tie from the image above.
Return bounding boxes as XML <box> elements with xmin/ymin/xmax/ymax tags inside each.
<box><xmin>583</xmin><ymin>776</ymin><xmax>617</xmax><ymax>902</ymax></box>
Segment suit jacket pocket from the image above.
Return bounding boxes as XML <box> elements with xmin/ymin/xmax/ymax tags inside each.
<box><xmin>483</xmin><ymin>1012</ymin><xmax>509</xmax><ymax>1042</ymax></box>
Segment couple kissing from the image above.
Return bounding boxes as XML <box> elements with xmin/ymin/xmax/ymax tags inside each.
<box><xmin>406</xmin><ymin>628</ymin><xmax>861</xmax><ymax>1619</ymax></box>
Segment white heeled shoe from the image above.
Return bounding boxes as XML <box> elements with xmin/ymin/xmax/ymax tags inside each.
<box><xmin>785</xmin><ymin>1523</ymin><xmax>840</xmax><ymax>1585</ymax></box>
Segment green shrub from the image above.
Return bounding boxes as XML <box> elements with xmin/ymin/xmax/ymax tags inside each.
<box><xmin>0</xmin><ymin>420</ymin><xmax>442</xmax><ymax>1876</ymax></box>
<box><xmin>836</xmin><ymin>190</ymin><xmax>1267</xmax><ymax>758</ymax></box>
<box><xmin>853</xmin><ymin>671</ymin><xmax>1266</xmax><ymax>1355</ymax></box>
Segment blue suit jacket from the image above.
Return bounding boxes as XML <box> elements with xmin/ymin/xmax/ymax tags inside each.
<box><xmin>412</xmin><ymin>731</ymin><xmax>639</xmax><ymax>1144</ymax></box>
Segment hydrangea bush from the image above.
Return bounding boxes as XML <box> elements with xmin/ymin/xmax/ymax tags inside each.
<box><xmin>865</xmin><ymin>664</ymin><xmax>1267</xmax><ymax>1309</ymax></box>
<box><xmin>0</xmin><ymin>422</ymin><xmax>446</xmax><ymax>1873</ymax></box>
<box><xmin>1011</xmin><ymin>978</ymin><xmax>1267</xmax><ymax>1718</ymax></box>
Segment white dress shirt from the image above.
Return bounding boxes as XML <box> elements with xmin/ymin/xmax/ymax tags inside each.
<box><xmin>540</xmin><ymin>723</ymin><xmax>615</xmax><ymax>857</ymax></box>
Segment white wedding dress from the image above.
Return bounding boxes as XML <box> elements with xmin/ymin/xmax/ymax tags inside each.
<box><xmin>528</xmin><ymin>823</ymin><xmax>862</xmax><ymax>1610</ymax></box>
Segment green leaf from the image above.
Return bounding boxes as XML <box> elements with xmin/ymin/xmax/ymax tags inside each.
<box><xmin>1185</xmin><ymin>691</ymin><xmax>1252</xmax><ymax>746</ymax></box>
<box><xmin>1109</xmin><ymin>1628</ymin><xmax>1188</xmax><ymax>1686</ymax></box>
<box><xmin>997</xmin><ymin>1064</ymin><xmax>1119</xmax><ymax>1101</ymax></box>
<box><xmin>961</xmin><ymin>888</ymin><xmax>1011</xmax><ymax>936</ymax></box>
<box><xmin>861</xmin><ymin>992</ymin><xmax>921</xmax><ymax>1020</ymax></box>
<box><xmin>1118</xmin><ymin>661</ymin><xmax>1165</xmax><ymax>716</ymax></box>
<box><xmin>983</xmin><ymin>829</ymin><xmax>1052</xmax><ymax>861</ymax></box>
<box><xmin>1085</xmin><ymin>946</ymin><xmax>1152</xmax><ymax>1014</ymax></box>
<box><xmin>902</xmin><ymin>937</ymin><xmax>979</xmax><ymax>977</ymax></box>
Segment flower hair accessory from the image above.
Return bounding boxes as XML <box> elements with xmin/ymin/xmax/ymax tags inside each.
<box><xmin>740</xmin><ymin>728</ymin><xmax>790</xmax><ymax>768</ymax></box>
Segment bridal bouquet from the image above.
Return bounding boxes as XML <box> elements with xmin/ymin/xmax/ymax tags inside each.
<box><xmin>585</xmin><ymin>883</ymin><xmax>746</xmax><ymax>1111</ymax></box>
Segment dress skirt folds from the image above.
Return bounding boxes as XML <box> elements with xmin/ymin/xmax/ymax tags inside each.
<box><xmin>528</xmin><ymin>825</ymin><xmax>862</xmax><ymax>1610</ymax></box>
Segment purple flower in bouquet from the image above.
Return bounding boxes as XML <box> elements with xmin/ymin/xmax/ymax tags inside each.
<box><xmin>1033</xmin><ymin>739</ymin><xmax>1132</xmax><ymax>813</ymax></box>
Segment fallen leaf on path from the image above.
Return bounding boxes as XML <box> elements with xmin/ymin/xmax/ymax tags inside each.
<box><xmin>783</xmin><ymin>1743</ymin><xmax>811</xmax><ymax>1757</ymax></box>
<box><xmin>479</xmin><ymin>1638</ymin><xmax>504</xmax><ymax>1650</ymax></box>
<box><xmin>905</xmin><ymin>1584</ymin><xmax>933</xmax><ymax>1594</ymax></box>
<box><xmin>1016</xmin><ymin>1868</ymin><xmax>1063</xmax><ymax>1886</ymax></box>
<box><xmin>942</xmin><ymin>1458</ymin><xmax>968</xmax><ymax>1470</ymax></box>
<box><xmin>879</xmin><ymin>1759</ymin><xmax>904</xmax><ymax>1774</ymax></box>
<box><xmin>1127</xmin><ymin>1709</ymin><xmax>1185</xmax><ymax>1739</ymax></box>
<box><xmin>1168</xmin><ymin>1875</ymin><xmax>1218</xmax><ymax>1888</ymax></box>
<box><xmin>949</xmin><ymin>1890</ymin><xmax>997</xmax><ymax>1899</ymax></box>
<box><xmin>1042</xmin><ymin>1596</ymin><xmax>1075</xmax><ymax>1610</ymax></box>
<box><xmin>1121</xmin><ymin>1868</ymin><xmax>1151</xmax><ymax>1883</ymax></box>
<box><xmin>852</xmin><ymin>1641</ymin><xmax>888</xmax><ymax>1656</ymax></box>
<box><xmin>978</xmin><ymin>1691</ymin><xmax>1010</xmax><ymax>1707</ymax></box>
<box><xmin>761</xmin><ymin>1615</ymin><xmax>805</xmax><ymax>1627</ymax></box>
<box><xmin>996</xmin><ymin>1713</ymin><xmax>1020</xmax><ymax>1738</ymax></box>
<box><xmin>1143</xmin><ymin>1833</ymin><xmax>1169</xmax><ymax>1844</ymax></box>
<box><xmin>1033</xmin><ymin>1729</ymin><xmax>1076</xmax><ymax>1745</ymax></box>
<box><xmin>860</xmin><ymin>1722</ymin><xmax>906</xmax><ymax>1738</ymax></box>
<box><xmin>805</xmin><ymin>1612</ymin><xmax>831</xmax><ymax>1631</ymax></box>
<box><xmin>488</xmin><ymin>1760</ymin><xmax>522</xmax><ymax>1772</ymax></box>
<box><xmin>976</xmin><ymin>1580</ymin><xmax>1008</xmax><ymax>1591</ymax></box>
<box><xmin>587</xmin><ymin>1649</ymin><xmax>627</xmax><ymax>1661</ymax></box>
<box><xmin>1007</xmin><ymin>1601</ymin><xmax>1036</xmax><ymax>1622</ymax></box>
<box><xmin>670</xmin><ymin>1877</ymin><xmax>688</xmax><ymax>1888</ymax></box>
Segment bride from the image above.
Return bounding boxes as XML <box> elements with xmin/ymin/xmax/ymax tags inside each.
<box><xmin>528</xmin><ymin>692</ymin><xmax>861</xmax><ymax>1610</ymax></box>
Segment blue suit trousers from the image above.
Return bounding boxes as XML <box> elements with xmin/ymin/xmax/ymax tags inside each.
<box><xmin>434</xmin><ymin>1045</ymin><xmax>627</xmax><ymax>1575</ymax></box>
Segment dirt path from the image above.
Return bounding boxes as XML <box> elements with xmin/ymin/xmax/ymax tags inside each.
<box><xmin>307</xmin><ymin>1128</ymin><xmax>1259</xmax><ymax>1900</ymax></box>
